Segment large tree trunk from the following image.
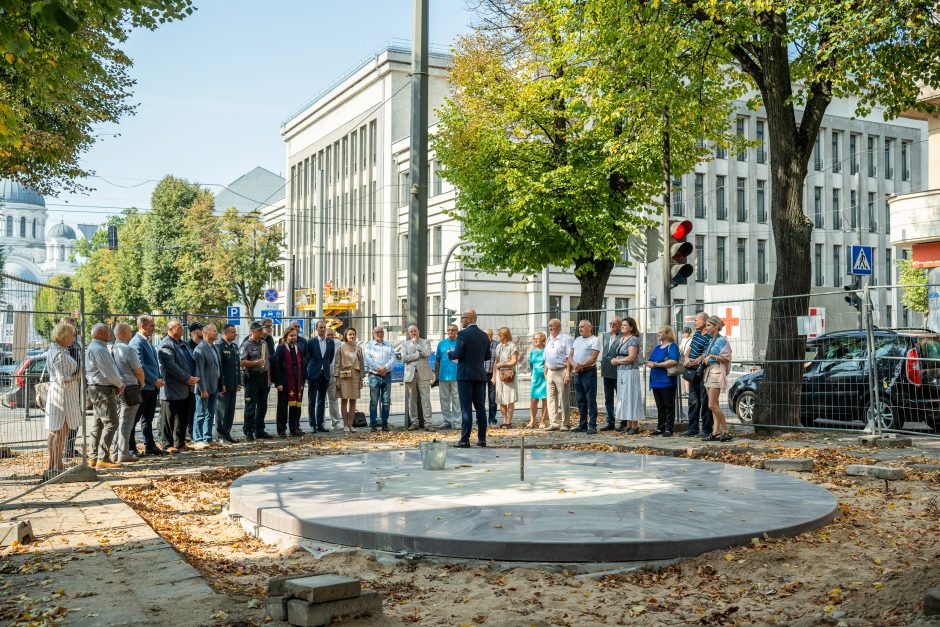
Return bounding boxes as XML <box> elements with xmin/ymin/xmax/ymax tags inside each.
<box><xmin>751</xmin><ymin>18</ymin><xmax>825</xmax><ymax>431</ymax></box>
<box><xmin>574</xmin><ymin>258</ymin><xmax>615</xmax><ymax>331</ymax></box>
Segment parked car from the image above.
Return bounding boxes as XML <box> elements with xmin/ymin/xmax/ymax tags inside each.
<box><xmin>1</xmin><ymin>355</ymin><xmax>48</xmax><ymax>409</ymax></box>
<box><xmin>728</xmin><ymin>329</ymin><xmax>940</xmax><ymax>431</ymax></box>
<box><xmin>0</xmin><ymin>362</ymin><xmax>20</xmax><ymax>389</ymax></box>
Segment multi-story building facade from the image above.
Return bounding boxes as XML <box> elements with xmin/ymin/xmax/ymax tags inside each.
<box><xmin>279</xmin><ymin>45</ymin><xmax>636</xmax><ymax>336</ymax></box>
<box><xmin>278</xmin><ymin>44</ymin><xmax>926</xmax><ymax>337</ymax></box>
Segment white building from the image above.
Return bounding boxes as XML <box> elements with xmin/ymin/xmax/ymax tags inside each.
<box><xmin>279</xmin><ymin>45</ymin><xmax>636</xmax><ymax>337</ymax></box>
<box><xmin>277</xmin><ymin>45</ymin><xmax>926</xmax><ymax>341</ymax></box>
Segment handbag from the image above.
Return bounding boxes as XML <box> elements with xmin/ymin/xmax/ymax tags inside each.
<box><xmin>123</xmin><ymin>384</ymin><xmax>142</xmax><ymax>406</ymax></box>
<box><xmin>339</xmin><ymin>369</ymin><xmax>353</xmax><ymax>379</ymax></box>
<box><xmin>35</xmin><ymin>361</ymin><xmax>49</xmax><ymax>409</ymax></box>
<box><xmin>498</xmin><ymin>368</ymin><xmax>515</xmax><ymax>383</ymax></box>
<box><xmin>667</xmin><ymin>364</ymin><xmax>686</xmax><ymax>377</ymax></box>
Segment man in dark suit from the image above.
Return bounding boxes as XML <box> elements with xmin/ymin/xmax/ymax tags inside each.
<box><xmin>305</xmin><ymin>320</ymin><xmax>334</xmax><ymax>432</ymax></box>
<box><xmin>158</xmin><ymin>319</ymin><xmax>199</xmax><ymax>453</ymax></box>
<box><xmin>448</xmin><ymin>308</ymin><xmax>491</xmax><ymax>448</ymax></box>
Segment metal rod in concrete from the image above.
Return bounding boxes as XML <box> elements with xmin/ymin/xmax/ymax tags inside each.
<box><xmin>520</xmin><ymin>435</ymin><xmax>525</xmax><ymax>482</ymax></box>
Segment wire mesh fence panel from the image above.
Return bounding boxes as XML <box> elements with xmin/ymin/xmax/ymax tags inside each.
<box><xmin>0</xmin><ymin>273</ymin><xmax>88</xmax><ymax>505</ymax></box>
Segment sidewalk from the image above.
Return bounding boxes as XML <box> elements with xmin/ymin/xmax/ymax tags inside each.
<box><xmin>0</xmin><ymin>478</ymin><xmax>256</xmax><ymax>626</ymax></box>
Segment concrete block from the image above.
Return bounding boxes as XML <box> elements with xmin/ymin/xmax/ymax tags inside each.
<box><xmin>59</xmin><ymin>463</ymin><xmax>98</xmax><ymax>483</ymax></box>
<box><xmin>286</xmin><ymin>591</ymin><xmax>381</xmax><ymax>627</ymax></box>
<box><xmin>265</xmin><ymin>595</ymin><xmax>289</xmax><ymax>621</ymax></box>
<box><xmin>763</xmin><ymin>458</ymin><xmax>815</xmax><ymax>472</ymax></box>
<box><xmin>911</xmin><ymin>464</ymin><xmax>940</xmax><ymax>472</ymax></box>
<box><xmin>266</xmin><ymin>572</ymin><xmax>323</xmax><ymax>596</ymax></box>
<box><xmin>0</xmin><ymin>520</ymin><xmax>33</xmax><ymax>546</ymax></box>
<box><xmin>856</xmin><ymin>435</ymin><xmax>913</xmax><ymax>448</ymax></box>
<box><xmin>284</xmin><ymin>574</ymin><xmax>361</xmax><ymax>604</ymax></box>
<box><xmin>845</xmin><ymin>464</ymin><xmax>906</xmax><ymax>481</ymax></box>
<box><xmin>924</xmin><ymin>588</ymin><xmax>940</xmax><ymax>616</ymax></box>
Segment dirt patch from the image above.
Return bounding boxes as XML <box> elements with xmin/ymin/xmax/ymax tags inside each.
<box><xmin>105</xmin><ymin>432</ymin><xmax>940</xmax><ymax>626</ymax></box>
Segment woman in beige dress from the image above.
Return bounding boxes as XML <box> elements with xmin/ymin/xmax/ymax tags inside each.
<box><xmin>43</xmin><ymin>322</ymin><xmax>81</xmax><ymax>481</ymax></box>
<box><xmin>336</xmin><ymin>328</ymin><xmax>364</xmax><ymax>433</ymax></box>
<box><xmin>492</xmin><ymin>327</ymin><xmax>519</xmax><ymax>428</ymax></box>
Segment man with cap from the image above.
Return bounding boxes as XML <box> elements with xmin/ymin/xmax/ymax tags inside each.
<box><xmin>214</xmin><ymin>323</ymin><xmax>241</xmax><ymax>443</ymax></box>
<box><xmin>240</xmin><ymin>321</ymin><xmax>273</xmax><ymax>441</ymax></box>
<box><xmin>259</xmin><ymin>318</ymin><xmax>276</xmax><ymax>430</ymax></box>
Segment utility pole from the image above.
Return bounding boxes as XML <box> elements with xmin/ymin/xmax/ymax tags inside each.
<box><xmin>661</xmin><ymin>109</ymin><xmax>672</xmax><ymax>323</ymax></box>
<box><xmin>407</xmin><ymin>0</ymin><xmax>429</xmax><ymax>332</ymax></box>
<box><xmin>316</xmin><ymin>169</ymin><xmax>325</xmax><ymax>321</ymax></box>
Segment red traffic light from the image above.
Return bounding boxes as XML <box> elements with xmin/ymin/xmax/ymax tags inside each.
<box><xmin>670</xmin><ymin>219</ymin><xmax>692</xmax><ymax>240</ymax></box>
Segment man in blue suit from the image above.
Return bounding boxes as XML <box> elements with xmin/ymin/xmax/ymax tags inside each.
<box><xmin>448</xmin><ymin>308</ymin><xmax>491</xmax><ymax>447</ymax></box>
<box><xmin>129</xmin><ymin>314</ymin><xmax>165</xmax><ymax>455</ymax></box>
<box><xmin>305</xmin><ymin>320</ymin><xmax>334</xmax><ymax>432</ymax></box>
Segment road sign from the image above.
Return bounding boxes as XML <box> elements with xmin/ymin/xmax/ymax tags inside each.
<box><xmin>226</xmin><ymin>305</ymin><xmax>240</xmax><ymax>327</ymax></box>
<box><xmin>850</xmin><ymin>245</ymin><xmax>873</xmax><ymax>276</ymax></box>
<box><xmin>287</xmin><ymin>319</ymin><xmax>305</xmax><ymax>335</ymax></box>
<box><xmin>263</xmin><ymin>288</ymin><xmax>279</xmax><ymax>303</ymax></box>
<box><xmin>261</xmin><ymin>309</ymin><xmax>282</xmax><ymax>324</ymax></box>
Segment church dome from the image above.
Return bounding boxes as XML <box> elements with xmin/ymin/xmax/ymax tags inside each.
<box><xmin>4</xmin><ymin>259</ymin><xmax>40</xmax><ymax>283</ymax></box>
<box><xmin>47</xmin><ymin>221</ymin><xmax>76</xmax><ymax>240</ymax></box>
<box><xmin>0</xmin><ymin>179</ymin><xmax>45</xmax><ymax>207</ymax></box>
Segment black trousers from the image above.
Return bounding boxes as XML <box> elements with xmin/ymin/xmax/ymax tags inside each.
<box><xmin>459</xmin><ymin>380</ymin><xmax>488</xmax><ymax>444</ymax></box>
<box><xmin>687</xmin><ymin>376</ymin><xmax>713</xmax><ymax>434</ymax></box>
<box><xmin>243</xmin><ymin>375</ymin><xmax>270</xmax><ymax>436</ymax></box>
<box><xmin>276</xmin><ymin>389</ymin><xmax>302</xmax><ymax>435</ymax></box>
<box><xmin>653</xmin><ymin>385</ymin><xmax>677</xmax><ymax>433</ymax></box>
<box><xmin>133</xmin><ymin>388</ymin><xmax>159</xmax><ymax>450</ymax></box>
<box><xmin>308</xmin><ymin>375</ymin><xmax>329</xmax><ymax>429</ymax></box>
<box><xmin>161</xmin><ymin>394</ymin><xmax>191</xmax><ymax>449</ymax></box>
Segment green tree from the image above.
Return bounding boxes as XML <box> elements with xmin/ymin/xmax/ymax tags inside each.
<box><xmin>433</xmin><ymin>0</ymin><xmax>737</xmax><ymax>317</ymax></box>
<box><xmin>218</xmin><ymin>208</ymin><xmax>284</xmax><ymax>318</ymax></box>
<box><xmin>896</xmin><ymin>258</ymin><xmax>928</xmax><ymax>315</ymax></box>
<box><xmin>74</xmin><ymin>210</ymin><xmax>147</xmax><ymax>316</ymax></box>
<box><xmin>174</xmin><ymin>193</ymin><xmax>233</xmax><ymax>314</ymax></box>
<box><xmin>32</xmin><ymin>274</ymin><xmax>79</xmax><ymax>339</ymax></box>
<box><xmin>597</xmin><ymin>0</ymin><xmax>940</xmax><ymax>429</ymax></box>
<box><xmin>0</xmin><ymin>0</ymin><xmax>194</xmax><ymax>195</ymax></box>
<box><xmin>142</xmin><ymin>175</ymin><xmax>203</xmax><ymax>312</ymax></box>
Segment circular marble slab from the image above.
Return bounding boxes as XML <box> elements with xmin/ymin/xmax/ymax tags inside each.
<box><xmin>229</xmin><ymin>449</ymin><xmax>837</xmax><ymax>562</ymax></box>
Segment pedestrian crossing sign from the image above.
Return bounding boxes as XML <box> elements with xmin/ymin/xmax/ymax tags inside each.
<box><xmin>850</xmin><ymin>245</ymin><xmax>873</xmax><ymax>276</ymax></box>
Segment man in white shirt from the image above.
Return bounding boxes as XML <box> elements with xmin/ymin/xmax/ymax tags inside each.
<box><xmin>569</xmin><ymin>320</ymin><xmax>602</xmax><ymax>434</ymax></box>
<box><xmin>544</xmin><ymin>318</ymin><xmax>573</xmax><ymax>431</ymax></box>
<box><xmin>364</xmin><ymin>327</ymin><xmax>396</xmax><ymax>431</ymax></box>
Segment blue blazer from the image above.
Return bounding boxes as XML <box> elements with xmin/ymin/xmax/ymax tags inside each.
<box><xmin>449</xmin><ymin>324</ymin><xmax>491</xmax><ymax>382</ymax></box>
<box><xmin>158</xmin><ymin>336</ymin><xmax>195</xmax><ymax>401</ymax></box>
<box><xmin>305</xmin><ymin>336</ymin><xmax>335</xmax><ymax>382</ymax></box>
<box><xmin>129</xmin><ymin>332</ymin><xmax>160</xmax><ymax>391</ymax></box>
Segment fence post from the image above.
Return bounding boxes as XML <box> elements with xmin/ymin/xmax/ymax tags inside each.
<box><xmin>863</xmin><ymin>285</ymin><xmax>882</xmax><ymax>435</ymax></box>
<box><xmin>79</xmin><ymin>287</ymin><xmax>89</xmax><ymax>463</ymax></box>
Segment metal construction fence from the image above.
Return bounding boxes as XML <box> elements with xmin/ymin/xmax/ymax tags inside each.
<box><xmin>2</xmin><ymin>280</ymin><xmax>938</xmax><ymax>504</ymax></box>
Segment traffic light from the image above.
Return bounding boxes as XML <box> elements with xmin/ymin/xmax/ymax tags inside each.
<box><xmin>844</xmin><ymin>285</ymin><xmax>861</xmax><ymax>311</ymax></box>
<box><xmin>668</xmin><ymin>219</ymin><xmax>694</xmax><ymax>287</ymax></box>
<box><xmin>107</xmin><ymin>225</ymin><xmax>118</xmax><ymax>250</ymax></box>
<box><xmin>445</xmin><ymin>308</ymin><xmax>459</xmax><ymax>327</ymax></box>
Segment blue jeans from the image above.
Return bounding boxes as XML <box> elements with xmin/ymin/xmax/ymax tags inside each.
<box><xmin>369</xmin><ymin>374</ymin><xmax>392</xmax><ymax>427</ymax></box>
<box><xmin>193</xmin><ymin>393</ymin><xmax>217</xmax><ymax>443</ymax></box>
<box><xmin>574</xmin><ymin>370</ymin><xmax>598</xmax><ymax>429</ymax></box>
<box><xmin>458</xmin><ymin>379</ymin><xmax>488</xmax><ymax>444</ymax></box>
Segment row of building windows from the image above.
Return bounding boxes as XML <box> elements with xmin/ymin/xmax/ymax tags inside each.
<box><xmin>398</xmin><ymin>161</ymin><xmax>447</xmax><ymax>207</ymax></box>
<box><xmin>4</xmin><ymin>216</ymin><xmax>42</xmax><ymax>239</ymax></box>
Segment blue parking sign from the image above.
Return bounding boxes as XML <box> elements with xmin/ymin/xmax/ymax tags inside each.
<box><xmin>226</xmin><ymin>305</ymin><xmax>240</xmax><ymax>327</ymax></box>
<box><xmin>261</xmin><ymin>309</ymin><xmax>283</xmax><ymax>324</ymax></box>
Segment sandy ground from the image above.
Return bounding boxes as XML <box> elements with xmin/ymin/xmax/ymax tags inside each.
<box><xmin>89</xmin><ymin>429</ymin><xmax>940</xmax><ymax>626</ymax></box>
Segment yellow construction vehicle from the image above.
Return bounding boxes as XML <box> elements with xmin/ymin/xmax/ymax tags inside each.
<box><xmin>294</xmin><ymin>285</ymin><xmax>357</xmax><ymax>331</ymax></box>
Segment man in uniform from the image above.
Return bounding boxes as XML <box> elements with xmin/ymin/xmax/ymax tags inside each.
<box><xmin>240</xmin><ymin>321</ymin><xmax>273</xmax><ymax>441</ymax></box>
<box><xmin>214</xmin><ymin>324</ymin><xmax>241</xmax><ymax>443</ymax></box>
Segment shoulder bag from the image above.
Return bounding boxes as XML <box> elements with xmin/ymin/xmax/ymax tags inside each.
<box><xmin>498</xmin><ymin>368</ymin><xmax>515</xmax><ymax>383</ymax></box>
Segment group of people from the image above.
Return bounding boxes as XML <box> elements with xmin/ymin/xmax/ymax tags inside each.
<box><xmin>39</xmin><ymin>307</ymin><xmax>734</xmax><ymax>477</ymax></box>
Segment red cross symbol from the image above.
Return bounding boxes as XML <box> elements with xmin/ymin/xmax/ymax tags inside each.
<box><xmin>722</xmin><ymin>307</ymin><xmax>740</xmax><ymax>338</ymax></box>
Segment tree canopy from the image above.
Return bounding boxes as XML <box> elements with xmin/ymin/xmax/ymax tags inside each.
<box><xmin>218</xmin><ymin>208</ymin><xmax>284</xmax><ymax>317</ymax></box>
<box><xmin>0</xmin><ymin>0</ymin><xmax>194</xmax><ymax>195</ymax></box>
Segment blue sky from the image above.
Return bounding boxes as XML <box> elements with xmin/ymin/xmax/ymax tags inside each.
<box><xmin>48</xmin><ymin>0</ymin><xmax>475</xmax><ymax>226</ymax></box>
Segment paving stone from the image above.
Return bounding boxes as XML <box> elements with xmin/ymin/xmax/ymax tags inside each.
<box><xmin>0</xmin><ymin>520</ymin><xmax>32</xmax><ymax>546</ymax></box>
<box><xmin>266</xmin><ymin>572</ymin><xmax>323</xmax><ymax>596</ymax></box>
<box><xmin>264</xmin><ymin>595</ymin><xmax>289</xmax><ymax>621</ymax></box>
<box><xmin>857</xmin><ymin>435</ymin><xmax>913</xmax><ymax>448</ymax></box>
<box><xmin>286</xmin><ymin>592</ymin><xmax>382</xmax><ymax>627</ymax></box>
<box><xmin>910</xmin><ymin>464</ymin><xmax>940</xmax><ymax>472</ymax></box>
<box><xmin>59</xmin><ymin>463</ymin><xmax>98</xmax><ymax>483</ymax></box>
<box><xmin>845</xmin><ymin>464</ymin><xmax>906</xmax><ymax>481</ymax></box>
<box><xmin>925</xmin><ymin>588</ymin><xmax>940</xmax><ymax>616</ymax></box>
<box><xmin>763</xmin><ymin>458</ymin><xmax>815</xmax><ymax>472</ymax></box>
<box><xmin>284</xmin><ymin>574</ymin><xmax>361</xmax><ymax>604</ymax></box>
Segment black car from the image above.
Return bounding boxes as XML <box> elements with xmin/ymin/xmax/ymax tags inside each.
<box><xmin>728</xmin><ymin>329</ymin><xmax>940</xmax><ymax>431</ymax></box>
